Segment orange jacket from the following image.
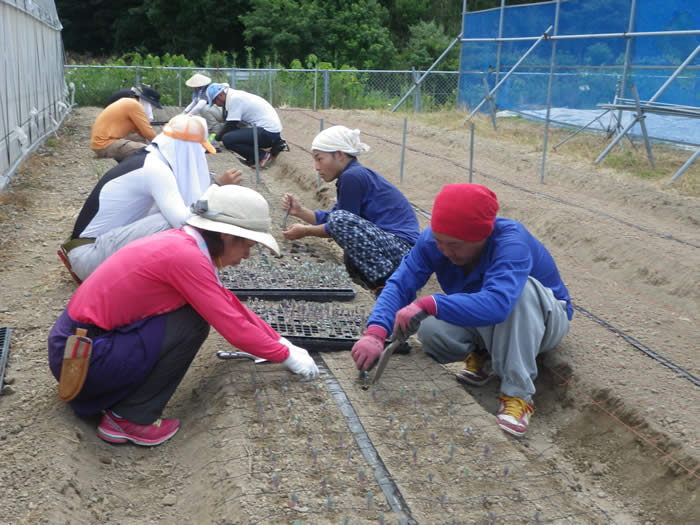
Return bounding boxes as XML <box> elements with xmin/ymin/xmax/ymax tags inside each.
<box><xmin>90</xmin><ymin>98</ymin><xmax>156</xmax><ymax>150</ymax></box>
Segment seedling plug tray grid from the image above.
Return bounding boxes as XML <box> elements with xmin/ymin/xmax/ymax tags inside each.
<box><xmin>221</xmin><ymin>247</ymin><xmax>356</xmax><ymax>301</ymax></box>
<box><xmin>246</xmin><ymin>299</ymin><xmax>367</xmax><ymax>351</ymax></box>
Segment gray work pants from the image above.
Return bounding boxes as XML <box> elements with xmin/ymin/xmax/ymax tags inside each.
<box><xmin>417</xmin><ymin>277</ymin><xmax>570</xmax><ymax>402</ymax></box>
<box><xmin>68</xmin><ymin>213</ymin><xmax>172</xmax><ymax>281</ymax></box>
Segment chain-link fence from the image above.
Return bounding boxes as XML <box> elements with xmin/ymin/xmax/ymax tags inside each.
<box><xmin>63</xmin><ymin>65</ymin><xmax>460</xmax><ymax>113</ymax></box>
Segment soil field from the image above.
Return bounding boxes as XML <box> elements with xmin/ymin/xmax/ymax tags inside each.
<box><xmin>0</xmin><ymin>106</ymin><xmax>698</xmax><ymax>525</ymax></box>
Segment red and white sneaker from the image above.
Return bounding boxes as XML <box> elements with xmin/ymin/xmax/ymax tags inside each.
<box><xmin>258</xmin><ymin>152</ymin><xmax>272</xmax><ymax>168</ymax></box>
<box><xmin>97</xmin><ymin>410</ymin><xmax>179</xmax><ymax>446</ymax></box>
<box><xmin>455</xmin><ymin>350</ymin><xmax>492</xmax><ymax>386</ymax></box>
<box><xmin>496</xmin><ymin>394</ymin><xmax>534</xmax><ymax>437</ymax></box>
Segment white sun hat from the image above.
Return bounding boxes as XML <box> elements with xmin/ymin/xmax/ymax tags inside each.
<box><xmin>186</xmin><ymin>185</ymin><xmax>280</xmax><ymax>256</ymax></box>
<box><xmin>185</xmin><ymin>73</ymin><xmax>212</xmax><ymax>88</ymax></box>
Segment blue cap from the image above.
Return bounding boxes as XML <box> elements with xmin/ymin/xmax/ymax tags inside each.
<box><xmin>206</xmin><ymin>83</ymin><xmax>227</xmax><ymax>106</ymax></box>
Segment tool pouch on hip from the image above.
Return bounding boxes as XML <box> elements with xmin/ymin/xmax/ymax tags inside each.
<box><xmin>57</xmin><ymin>328</ymin><xmax>92</xmax><ymax>402</ymax></box>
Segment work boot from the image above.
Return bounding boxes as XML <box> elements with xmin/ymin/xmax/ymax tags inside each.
<box><xmin>496</xmin><ymin>394</ymin><xmax>534</xmax><ymax>437</ymax></box>
<box><xmin>97</xmin><ymin>410</ymin><xmax>179</xmax><ymax>446</ymax></box>
<box><xmin>455</xmin><ymin>349</ymin><xmax>491</xmax><ymax>386</ymax></box>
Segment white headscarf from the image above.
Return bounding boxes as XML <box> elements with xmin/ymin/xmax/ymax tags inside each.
<box><xmin>311</xmin><ymin>125</ymin><xmax>370</xmax><ymax>156</ymax></box>
<box><xmin>140</xmin><ymin>99</ymin><xmax>154</xmax><ymax>122</ymax></box>
<box><xmin>150</xmin><ymin>133</ymin><xmax>210</xmax><ymax>207</ymax></box>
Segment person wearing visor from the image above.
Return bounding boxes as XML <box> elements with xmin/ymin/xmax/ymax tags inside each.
<box><xmin>182</xmin><ymin>73</ymin><xmax>227</xmax><ymax>139</ymax></box>
<box><xmin>60</xmin><ymin>114</ymin><xmax>243</xmax><ymax>283</ymax></box>
<box><xmin>351</xmin><ymin>184</ymin><xmax>572</xmax><ymax>437</ymax></box>
<box><xmin>49</xmin><ymin>184</ymin><xmax>319</xmax><ymax>447</ymax></box>
<box><xmin>90</xmin><ymin>84</ymin><xmax>163</xmax><ymax>162</ymax></box>
<box><xmin>282</xmin><ymin>126</ymin><xmax>419</xmax><ymax>297</ymax></box>
<box><xmin>206</xmin><ymin>82</ymin><xmax>283</xmax><ymax>168</ymax></box>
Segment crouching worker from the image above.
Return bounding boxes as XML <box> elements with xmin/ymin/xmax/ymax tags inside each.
<box><xmin>48</xmin><ymin>185</ymin><xmax>319</xmax><ymax>447</ymax></box>
<box><xmin>60</xmin><ymin>114</ymin><xmax>242</xmax><ymax>283</ymax></box>
<box><xmin>282</xmin><ymin>126</ymin><xmax>419</xmax><ymax>296</ymax></box>
<box><xmin>351</xmin><ymin>184</ymin><xmax>572</xmax><ymax>437</ymax></box>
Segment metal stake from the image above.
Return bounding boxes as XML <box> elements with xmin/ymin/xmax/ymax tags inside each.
<box><xmin>252</xmin><ymin>124</ymin><xmax>260</xmax><ymax>184</ymax></box>
<box><xmin>469</xmin><ymin>122</ymin><xmax>475</xmax><ymax>183</ymax></box>
<box><xmin>400</xmin><ymin>118</ymin><xmax>407</xmax><ymax>184</ymax></box>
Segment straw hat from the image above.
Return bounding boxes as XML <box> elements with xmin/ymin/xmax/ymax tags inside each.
<box><xmin>186</xmin><ymin>185</ymin><xmax>280</xmax><ymax>256</ymax></box>
<box><xmin>163</xmin><ymin>114</ymin><xmax>216</xmax><ymax>154</ymax></box>
<box><xmin>185</xmin><ymin>73</ymin><xmax>212</xmax><ymax>88</ymax></box>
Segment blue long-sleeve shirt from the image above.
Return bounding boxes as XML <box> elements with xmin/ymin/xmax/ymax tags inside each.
<box><xmin>368</xmin><ymin>219</ymin><xmax>573</xmax><ymax>335</ymax></box>
<box><xmin>313</xmin><ymin>159</ymin><xmax>420</xmax><ymax>245</ymax></box>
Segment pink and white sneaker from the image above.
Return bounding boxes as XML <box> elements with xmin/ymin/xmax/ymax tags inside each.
<box><xmin>496</xmin><ymin>394</ymin><xmax>534</xmax><ymax>437</ymax></box>
<box><xmin>97</xmin><ymin>410</ymin><xmax>179</xmax><ymax>446</ymax></box>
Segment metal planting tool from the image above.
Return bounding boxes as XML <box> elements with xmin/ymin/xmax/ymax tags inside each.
<box><xmin>368</xmin><ymin>337</ymin><xmax>403</xmax><ymax>386</ymax></box>
<box><xmin>216</xmin><ymin>350</ymin><xmax>268</xmax><ymax>364</ymax></box>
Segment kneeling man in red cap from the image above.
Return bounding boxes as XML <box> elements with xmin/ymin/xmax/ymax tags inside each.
<box><xmin>351</xmin><ymin>183</ymin><xmax>573</xmax><ymax>437</ymax></box>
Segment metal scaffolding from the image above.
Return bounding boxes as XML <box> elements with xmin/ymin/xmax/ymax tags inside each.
<box><xmin>458</xmin><ymin>0</ymin><xmax>700</xmax><ymax>183</ymax></box>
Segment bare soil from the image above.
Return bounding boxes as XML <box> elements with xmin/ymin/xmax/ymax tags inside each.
<box><xmin>0</xmin><ymin>106</ymin><xmax>697</xmax><ymax>525</ymax></box>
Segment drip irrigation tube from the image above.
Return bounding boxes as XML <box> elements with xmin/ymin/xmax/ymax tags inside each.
<box><xmin>573</xmin><ymin>305</ymin><xmax>700</xmax><ymax>387</ymax></box>
<box><xmin>411</xmin><ymin>202</ymin><xmax>700</xmax><ymax>388</ymax></box>
<box><xmin>313</xmin><ymin>355</ymin><xmax>417</xmax><ymax>525</ymax></box>
<box><xmin>290</xmin><ymin>113</ymin><xmax>699</xmax><ymax>386</ymax></box>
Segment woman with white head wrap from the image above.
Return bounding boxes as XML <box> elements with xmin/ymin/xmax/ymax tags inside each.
<box><xmin>60</xmin><ymin>115</ymin><xmax>243</xmax><ymax>283</ymax></box>
<box><xmin>282</xmin><ymin>125</ymin><xmax>420</xmax><ymax>297</ymax></box>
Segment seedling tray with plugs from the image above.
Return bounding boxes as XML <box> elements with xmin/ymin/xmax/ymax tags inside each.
<box><xmin>220</xmin><ymin>246</ymin><xmax>356</xmax><ymax>301</ymax></box>
<box><xmin>246</xmin><ymin>299</ymin><xmax>367</xmax><ymax>351</ymax></box>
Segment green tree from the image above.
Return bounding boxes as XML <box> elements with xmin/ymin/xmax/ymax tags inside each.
<box><xmin>241</xmin><ymin>0</ymin><xmax>396</xmax><ymax>69</ymax></box>
<box><xmin>400</xmin><ymin>20</ymin><xmax>460</xmax><ymax>70</ymax></box>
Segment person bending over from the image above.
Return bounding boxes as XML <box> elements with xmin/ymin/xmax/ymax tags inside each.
<box><xmin>60</xmin><ymin>114</ymin><xmax>241</xmax><ymax>282</ymax></box>
<box><xmin>207</xmin><ymin>83</ymin><xmax>283</xmax><ymax>168</ymax></box>
<box><xmin>282</xmin><ymin>125</ymin><xmax>419</xmax><ymax>296</ymax></box>
<box><xmin>49</xmin><ymin>184</ymin><xmax>319</xmax><ymax>447</ymax></box>
<box><xmin>90</xmin><ymin>84</ymin><xmax>162</xmax><ymax>162</ymax></box>
<box><xmin>351</xmin><ymin>183</ymin><xmax>572</xmax><ymax>437</ymax></box>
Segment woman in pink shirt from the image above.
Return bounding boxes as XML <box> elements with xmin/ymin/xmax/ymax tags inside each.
<box><xmin>48</xmin><ymin>185</ymin><xmax>318</xmax><ymax>446</ymax></box>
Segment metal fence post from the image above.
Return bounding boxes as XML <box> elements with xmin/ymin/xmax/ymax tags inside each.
<box><xmin>253</xmin><ymin>124</ymin><xmax>260</xmax><ymax>185</ymax></box>
<box><xmin>268</xmin><ymin>62</ymin><xmax>273</xmax><ymax>103</ymax></box>
<box><xmin>318</xmin><ymin>119</ymin><xmax>324</xmax><ymax>187</ymax></box>
<box><xmin>469</xmin><ymin>122</ymin><xmax>475</xmax><ymax>183</ymax></box>
<box><xmin>230</xmin><ymin>68</ymin><xmax>237</xmax><ymax>89</ymax></box>
<box><xmin>540</xmin><ymin>0</ymin><xmax>561</xmax><ymax>184</ymax></box>
<box><xmin>400</xmin><ymin>118</ymin><xmax>407</xmax><ymax>183</ymax></box>
<box><xmin>313</xmin><ymin>67</ymin><xmax>318</xmax><ymax>111</ymax></box>
<box><xmin>323</xmin><ymin>70</ymin><xmax>330</xmax><ymax>109</ymax></box>
<box><xmin>412</xmin><ymin>68</ymin><xmax>422</xmax><ymax>113</ymax></box>
<box><xmin>177</xmin><ymin>70</ymin><xmax>182</xmax><ymax>107</ymax></box>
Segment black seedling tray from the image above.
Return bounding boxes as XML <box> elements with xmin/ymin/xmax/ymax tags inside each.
<box><xmin>285</xmin><ymin>336</ymin><xmax>358</xmax><ymax>352</ymax></box>
<box><xmin>230</xmin><ymin>288</ymin><xmax>356</xmax><ymax>301</ymax></box>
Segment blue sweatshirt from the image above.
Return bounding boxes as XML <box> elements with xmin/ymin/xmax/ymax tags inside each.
<box><xmin>368</xmin><ymin>219</ymin><xmax>573</xmax><ymax>335</ymax></box>
<box><xmin>314</xmin><ymin>159</ymin><xmax>420</xmax><ymax>245</ymax></box>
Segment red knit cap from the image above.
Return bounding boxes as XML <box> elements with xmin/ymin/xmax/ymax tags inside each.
<box><xmin>431</xmin><ymin>184</ymin><xmax>499</xmax><ymax>242</ymax></box>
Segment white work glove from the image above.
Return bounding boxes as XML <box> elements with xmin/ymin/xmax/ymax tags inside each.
<box><xmin>279</xmin><ymin>337</ymin><xmax>319</xmax><ymax>381</ymax></box>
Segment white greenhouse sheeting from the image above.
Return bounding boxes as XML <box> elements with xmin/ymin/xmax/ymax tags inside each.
<box><xmin>1</xmin><ymin>0</ymin><xmax>69</xmax><ymax>191</ymax></box>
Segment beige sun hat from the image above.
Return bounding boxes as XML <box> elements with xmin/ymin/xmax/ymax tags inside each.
<box><xmin>186</xmin><ymin>185</ymin><xmax>280</xmax><ymax>256</ymax></box>
<box><xmin>185</xmin><ymin>73</ymin><xmax>212</xmax><ymax>88</ymax></box>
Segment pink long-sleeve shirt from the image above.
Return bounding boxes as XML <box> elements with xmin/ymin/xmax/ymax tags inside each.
<box><xmin>67</xmin><ymin>228</ymin><xmax>289</xmax><ymax>362</ymax></box>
